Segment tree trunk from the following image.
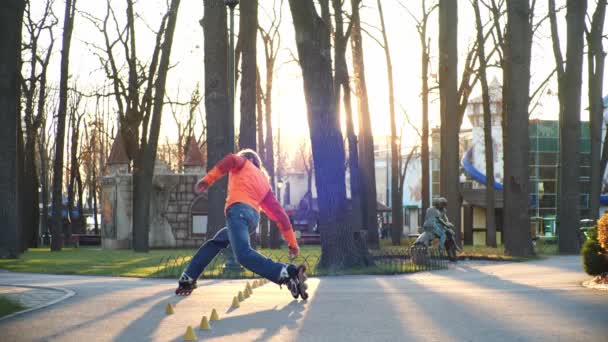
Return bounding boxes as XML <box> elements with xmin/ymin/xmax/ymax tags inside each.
<box><xmin>289</xmin><ymin>0</ymin><xmax>370</xmax><ymax>269</ymax></box>
<box><xmin>350</xmin><ymin>0</ymin><xmax>379</xmax><ymax>248</ymax></box>
<box><xmin>67</xmin><ymin>110</ymin><xmax>82</xmax><ymax>237</ymax></box>
<box><xmin>238</xmin><ymin>0</ymin><xmax>257</xmax><ymax>150</ymax></box>
<box><xmin>23</xmin><ymin>127</ymin><xmax>40</xmax><ymax>248</ymax></box>
<box><xmin>202</xmin><ymin>0</ymin><xmax>230</xmax><ymax>238</ymax></box>
<box><xmin>39</xmin><ymin>132</ymin><xmax>50</xmax><ymax>239</ymax></box>
<box><xmin>50</xmin><ymin>0</ymin><xmax>76</xmax><ymax>251</ymax></box>
<box><xmin>557</xmin><ymin>0</ymin><xmax>587</xmax><ymax>254</ymax></box>
<box><xmin>333</xmin><ymin>0</ymin><xmax>364</xmax><ymax>237</ymax></box>
<box><xmin>439</xmin><ymin>0</ymin><xmax>461</xmax><ymax>246</ymax></box>
<box><xmin>132</xmin><ymin>0</ymin><xmax>181</xmax><ymax>252</ymax></box>
<box><xmin>0</xmin><ymin>0</ymin><xmax>25</xmax><ymax>258</ymax></box>
<box><xmin>504</xmin><ymin>0</ymin><xmax>534</xmax><ymax>257</ymax></box>
<box><xmin>376</xmin><ymin>0</ymin><xmax>402</xmax><ymax>246</ymax></box>
<box><xmin>474</xmin><ymin>0</ymin><xmax>497</xmax><ymax>247</ymax></box>
<box><xmin>587</xmin><ymin>1</ymin><xmax>606</xmax><ymax>221</ymax></box>
<box><xmin>420</xmin><ymin>23</ymin><xmax>431</xmax><ymax>225</ymax></box>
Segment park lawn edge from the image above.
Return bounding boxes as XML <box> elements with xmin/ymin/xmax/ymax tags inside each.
<box><xmin>0</xmin><ymin>296</ymin><xmax>26</xmax><ymax>318</ymax></box>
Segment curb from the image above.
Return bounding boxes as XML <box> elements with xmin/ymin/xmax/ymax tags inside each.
<box><xmin>0</xmin><ymin>284</ymin><xmax>75</xmax><ymax>322</ymax></box>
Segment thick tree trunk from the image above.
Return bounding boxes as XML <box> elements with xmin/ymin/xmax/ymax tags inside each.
<box><xmin>132</xmin><ymin>0</ymin><xmax>181</xmax><ymax>252</ymax></box>
<box><xmin>0</xmin><ymin>0</ymin><xmax>25</xmax><ymax>258</ymax></box>
<box><xmin>439</xmin><ymin>0</ymin><xmax>461</xmax><ymax>246</ymax></box>
<box><xmin>202</xmin><ymin>0</ymin><xmax>230</xmax><ymax>238</ymax></box>
<box><xmin>351</xmin><ymin>0</ymin><xmax>379</xmax><ymax>247</ymax></box>
<box><xmin>289</xmin><ymin>0</ymin><xmax>370</xmax><ymax>269</ymax></box>
<box><xmin>504</xmin><ymin>0</ymin><xmax>534</xmax><ymax>257</ymax></box>
<box><xmin>50</xmin><ymin>0</ymin><xmax>76</xmax><ymax>251</ymax></box>
<box><xmin>557</xmin><ymin>0</ymin><xmax>587</xmax><ymax>254</ymax></box>
<box><xmin>238</xmin><ymin>0</ymin><xmax>257</xmax><ymax>150</ymax></box>
<box><xmin>587</xmin><ymin>1</ymin><xmax>606</xmax><ymax>221</ymax></box>
<box><xmin>474</xmin><ymin>0</ymin><xmax>497</xmax><ymax>247</ymax></box>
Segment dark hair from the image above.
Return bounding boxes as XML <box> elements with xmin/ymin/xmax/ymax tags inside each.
<box><xmin>237</xmin><ymin>149</ymin><xmax>269</xmax><ymax>179</ymax></box>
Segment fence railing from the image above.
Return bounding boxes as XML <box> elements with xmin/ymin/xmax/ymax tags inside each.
<box><xmin>151</xmin><ymin>246</ymin><xmax>448</xmax><ymax>279</ymax></box>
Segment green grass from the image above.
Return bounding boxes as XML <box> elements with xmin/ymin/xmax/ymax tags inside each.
<box><xmin>0</xmin><ymin>246</ymin><xmax>323</xmax><ymax>278</ymax></box>
<box><xmin>0</xmin><ymin>240</ymin><xmax>553</xmax><ymax>278</ymax></box>
<box><xmin>0</xmin><ymin>296</ymin><xmax>25</xmax><ymax>318</ymax></box>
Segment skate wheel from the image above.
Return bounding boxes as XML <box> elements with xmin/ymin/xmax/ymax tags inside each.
<box><xmin>300</xmin><ymin>291</ymin><xmax>309</xmax><ymax>300</ymax></box>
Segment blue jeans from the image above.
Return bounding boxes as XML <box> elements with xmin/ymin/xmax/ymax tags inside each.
<box><xmin>184</xmin><ymin>203</ymin><xmax>286</xmax><ymax>283</ymax></box>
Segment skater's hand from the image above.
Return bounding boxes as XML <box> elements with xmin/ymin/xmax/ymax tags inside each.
<box><xmin>288</xmin><ymin>245</ymin><xmax>300</xmax><ymax>259</ymax></box>
<box><xmin>194</xmin><ymin>179</ymin><xmax>209</xmax><ymax>194</ymax></box>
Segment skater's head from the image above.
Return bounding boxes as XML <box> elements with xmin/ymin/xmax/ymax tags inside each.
<box><xmin>237</xmin><ymin>149</ymin><xmax>269</xmax><ymax>179</ymax></box>
<box><xmin>237</xmin><ymin>149</ymin><xmax>262</xmax><ymax>168</ymax></box>
<box><xmin>433</xmin><ymin>197</ymin><xmax>447</xmax><ymax>209</ymax></box>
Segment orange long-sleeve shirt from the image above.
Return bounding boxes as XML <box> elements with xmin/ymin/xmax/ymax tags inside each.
<box><xmin>199</xmin><ymin>154</ymin><xmax>298</xmax><ymax>248</ymax></box>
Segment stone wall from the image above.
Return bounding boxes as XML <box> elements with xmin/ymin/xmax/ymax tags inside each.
<box><xmin>165</xmin><ymin>174</ymin><xmax>205</xmax><ymax>248</ymax></box>
<box><xmin>101</xmin><ymin>170</ymin><xmax>206</xmax><ymax>249</ymax></box>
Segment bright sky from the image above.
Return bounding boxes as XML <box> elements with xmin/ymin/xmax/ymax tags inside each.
<box><xmin>35</xmin><ymin>0</ymin><xmax>608</xmax><ymax>157</ymax></box>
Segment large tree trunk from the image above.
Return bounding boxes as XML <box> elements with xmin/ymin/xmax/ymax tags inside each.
<box><xmin>587</xmin><ymin>1</ymin><xmax>606</xmax><ymax>222</ymax></box>
<box><xmin>238</xmin><ymin>0</ymin><xmax>257</xmax><ymax>150</ymax></box>
<box><xmin>289</xmin><ymin>0</ymin><xmax>370</xmax><ymax>269</ymax></box>
<box><xmin>474</xmin><ymin>0</ymin><xmax>497</xmax><ymax>247</ymax></box>
<box><xmin>557</xmin><ymin>0</ymin><xmax>587</xmax><ymax>254</ymax></box>
<box><xmin>0</xmin><ymin>0</ymin><xmax>25</xmax><ymax>258</ymax></box>
<box><xmin>376</xmin><ymin>0</ymin><xmax>402</xmax><ymax>246</ymax></box>
<box><xmin>504</xmin><ymin>0</ymin><xmax>534</xmax><ymax>257</ymax></box>
<box><xmin>333</xmin><ymin>0</ymin><xmax>364</xmax><ymax>238</ymax></box>
<box><xmin>202</xmin><ymin>0</ymin><xmax>231</xmax><ymax>238</ymax></box>
<box><xmin>438</xmin><ymin>0</ymin><xmax>461</xmax><ymax>246</ymax></box>
<box><xmin>50</xmin><ymin>0</ymin><xmax>76</xmax><ymax>251</ymax></box>
<box><xmin>351</xmin><ymin>0</ymin><xmax>379</xmax><ymax>248</ymax></box>
<box><xmin>132</xmin><ymin>0</ymin><xmax>181</xmax><ymax>252</ymax></box>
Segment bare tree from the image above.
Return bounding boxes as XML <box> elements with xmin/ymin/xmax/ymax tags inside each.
<box><xmin>350</xmin><ymin>0</ymin><xmax>379</xmax><ymax>248</ymax></box>
<box><xmin>202</xmin><ymin>0</ymin><xmax>231</xmax><ymax>239</ymax></box>
<box><xmin>21</xmin><ymin>0</ymin><xmax>57</xmax><ymax>248</ymax></box>
<box><xmin>376</xmin><ymin>0</ymin><xmax>403</xmax><ymax>246</ymax></box>
<box><xmin>333</xmin><ymin>0</ymin><xmax>365</xmax><ymax>241</ymax></box>
<box><xmin>0</xmin><ymin>0</ymin><xmax>26</xmax><ymax>258</ymax></box>
<box><xmin>258</xmin><ymin>0</ymin><xmax>283</xmax><ymax>249</ymax></box>
<box><xmin>289</xmin><ymin>0</ymin><xmax>371</xmax><ymax>268</ymax></box>
<box><xmin>84</xmin><ymin>0</ymin><xmax>182</xmax><ymax>251</ymax></box>
<box><xmin>399</xmin><ymin>0</ymin><xmax>437</xmax><ymax>226</ymax></box>
<box><xmin>473</xmin><ymin>0</ymin><xmax>497</xmax><ymax>247</ymax></box>
<box><xmin>439</xmin><ymin>0</ymin><xmax>461</xmax><ymax>246</ymax></box>
<box><xmin>586</xmin><ymin>0</ymin><xmax>606</xmax><ymax>221</ymax></box>
<box><xmin>238</xmin><ymin>0</ymin><xmax>258</xmax><ymax>150</ymax></box>
<box><xmin>50</xmin><ymin>0</ymin><xmax>76</xmax><ymax>251</ymax></box>
<box><xmin>503</xmin><ymin>0</ymin><xmax>534</xmax><ymax>257</ymax></box>
<box><xmin>550</xmin><ymin>0</ymin><xmax>588</xmax><ymax>253</ymax></box>
<box><xmin>66</xmin><ymin>93</ymin><xmax>84</xmax><ymax>236</ymax></box>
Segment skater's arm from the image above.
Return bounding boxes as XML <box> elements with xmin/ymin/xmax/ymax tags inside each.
<box><xmin>195</xmin><ymin>154</ymin><xmax>247</xmax><ymax>193</ymax></box>
<box><xmin>260</xmin><ymin>191</ymin><xmax>299</xmax><ymax>249</ymax></box>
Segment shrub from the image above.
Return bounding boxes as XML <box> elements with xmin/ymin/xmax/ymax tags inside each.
<box><xmin>597</xmin><ymin>213</ymin><xmax>608</xmax><ymax>251</ymax></box>
<box><xmin>581</xmin><ymin>238</ymin><xmax>608</xmax><ymax>276</ymax></box>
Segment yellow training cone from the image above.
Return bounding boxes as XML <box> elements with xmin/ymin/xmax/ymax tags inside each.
<box><xmin>200</xmin><ymin>316</ymin><xmax>210</xmax><ymax>330</ymax></box>
<box><xmin>210</xmin><ymin>308</ymin><xmax>220</xmax><ymax>321</ymax></box>
<box><xmin>184</xmin><ymin>326</ymin><xmax>197</xmax><ymax>341</ymax></box>
<box><xmin>252</xmin><ymin>280</ymin><xmax>258</xmax><ymax>288</ymax></box>
<box><xmin>246</xmin><ymin>282</ymin><xmax>252</xmax><ymax>292</ymax></box>
<box><xmin>244</xmin><ymin>288</ymin><xmax>250</xmax><ymax>298</ymax></box>
<box><xmin>238</xmin><ymin>291</ymin><xmax>245</xmax><ymax>302</ymax></box>
<box><xmin>165</xmin><ymin>303</ymin><xmax>175</xmax><ymax>315</ymax></box>
<box><xmin>231</xmin><ymin>296</ymin><xmax>240</xmax><ymax>308</ymax></box>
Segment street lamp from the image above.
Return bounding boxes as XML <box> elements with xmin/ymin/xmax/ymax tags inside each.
<box><xmin>223</xmin><ymin>0</ymin><xmax>241</xmax><ymax>275</ymax></box>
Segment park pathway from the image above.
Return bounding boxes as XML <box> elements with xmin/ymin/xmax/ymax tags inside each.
<box><xmin>0</xmin><ymin>256</ymin><xmax>606</xmax><ymax>341</ymax></box>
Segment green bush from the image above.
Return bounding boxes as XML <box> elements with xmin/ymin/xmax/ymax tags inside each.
<box><xmin>581</xmin><ymin>237</ymin><xmax>608</xmax><ymax>276</ymax></box>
